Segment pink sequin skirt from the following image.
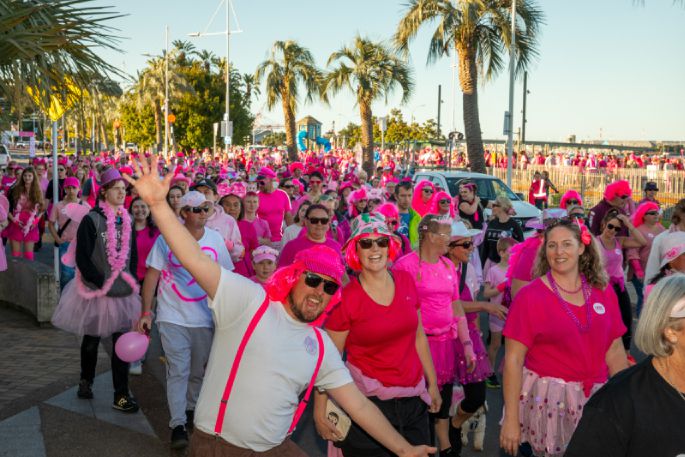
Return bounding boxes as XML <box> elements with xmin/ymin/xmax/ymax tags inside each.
<box><xmin>454</xmin><ymin>324</ymin><xmax>492</xmax><ymax>384</ymax></box>
<box><xmin>5</xmin><ymin>212</ymin><xmax>40</xmax><ymax>243</ymax></box>
<box><xmin>516</xmin><ymin>367</ymin><xmax>603</xmax><ymax>457</ymax></box>
<box><xmin>51</xmin><ymin>279</ymin><xmax>140</xmax><ymax>337</ymax></box>
<box><xmin>427</xmin><ymin>336</ymin><xmax>456</xmax><ymax>388</ymax></box>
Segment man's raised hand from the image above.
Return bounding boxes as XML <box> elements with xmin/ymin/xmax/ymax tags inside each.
<box><xmin>122</xmin><ymin>155</ymin><xmax>173</xmax><ymax>209</ymax></box>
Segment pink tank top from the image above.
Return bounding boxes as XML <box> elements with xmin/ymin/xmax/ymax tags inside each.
<box><xmin>600</xmin><ymin>238</ymin><xmax>624</xmax><ymax>289</ymax></box>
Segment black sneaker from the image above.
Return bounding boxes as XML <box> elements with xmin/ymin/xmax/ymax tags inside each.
<box><xmin>185</xmin><ymin>410</ymin><xmax>194</xmax><ymax>430</ymax></box>
<box><xmin>486</xmin><ymin>374</ymin><xmax>501</xmax><ymax>389</ymax></box>
<box><xmin>112</xmin><ymin>394</ymin><xmax>139</xmax><ymax>413</ymax></box>
<box><xmin>77</xmin><ymin>379</ymin><xmax>93</xmax><ymax>399</ymax></box>
<box><xmin>170</xmin><ymin>425</ymin><xmax>189</xmax><ymax>449</ymax></box>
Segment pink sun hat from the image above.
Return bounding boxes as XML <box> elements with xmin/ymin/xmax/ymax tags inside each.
<box><xmin>252</xmin><ymin>245</ymin><xmax>279</xmax><ymax>264</ymax></box>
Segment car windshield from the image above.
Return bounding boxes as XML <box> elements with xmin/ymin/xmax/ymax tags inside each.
<box><xmin>445</xmin><ymin>177</ymin><xmax>519</xmax><ymax>202</ymax></box>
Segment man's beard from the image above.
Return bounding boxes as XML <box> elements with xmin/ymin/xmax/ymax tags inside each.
<box><xmin>288</xmin><ymin>291</ymin><xmax>323</xmax><ymax>323</ymax></box>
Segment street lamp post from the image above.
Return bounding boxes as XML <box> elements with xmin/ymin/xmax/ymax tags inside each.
<box><xmin>164</xmin><ymin>25</ymin><xmax>169</xmax><ymax>159</ymax></box>
<box><xmin>505</xmin><ymin>0</ymin><xmax>516</xmax><ymax>187</ymax></box>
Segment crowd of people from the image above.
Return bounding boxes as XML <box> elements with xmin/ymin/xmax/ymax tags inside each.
<box><xmin>1</xmin><ymin>145</ymin><xmax>682</xmax><ymax>457</ymax></box>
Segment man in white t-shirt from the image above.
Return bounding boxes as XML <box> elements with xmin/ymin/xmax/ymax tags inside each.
<box><xmin>125</xmin><ymin>157</ymin><xmax>435</xmax><ymax>457</ymax></box>
<box><xmin>138</xmin><ymin>191</ymin><xmax>234</xmax><ymax>449</ymax></box>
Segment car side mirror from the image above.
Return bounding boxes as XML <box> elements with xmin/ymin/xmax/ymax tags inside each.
<box><xmin>516</xmin><ymin>192</ymin><xmax>524</xmax><ymax>200</ymax></box>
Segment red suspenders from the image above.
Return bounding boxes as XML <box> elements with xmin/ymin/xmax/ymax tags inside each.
<box><xmin>213</xmin><ymin>296</ymin><xmax>325</xmax><ymax>436</ymax></box>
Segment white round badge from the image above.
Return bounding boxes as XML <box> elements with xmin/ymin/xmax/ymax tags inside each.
<box><xmin>648</xmin><ymin>233</ymin><xmax>654</xmax><ymax>238</ymax></box>
<box><xmin>593</xmin><ymin>303</ymin><xmax>606</xmax><ymax>315</ymax></box>
<box><xmin>614</xmin><ymin>249</ymin><xmax>622</xmax><ymax>255</ymax></box>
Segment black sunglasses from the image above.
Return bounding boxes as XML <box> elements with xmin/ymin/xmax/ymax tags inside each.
<box><xmin>645</xmin><ymin>211</ymin><xmax>659</xmax><ymax>216</ymax></box>
<box><xmin>449</xmin><ymin>241</ymin><xmax>473</xmax><ymax>249</ymax></box>
<box><xmin>282</xmin><ymin>184</ymin><xmax>294</xmax><ymax>189</ymax></box>
<box><xmin>606</xmin><ymin>223</ymin><xmax>622</xmax><ymax>232</ymax></box>
<box><xmin>439</xmin><ymin>199</ymin><xmax>451</xmax><ymax>204</ymax></box>
<box><xmin>189</xmin><ymin>206</ymin><xmax>211</xmax><ymax>214</ymax></box>
<box><xmin>566</xmin><ymin>199</ymin><xmax>579</xmax><ymax>205</ymax></box>
<box><xmin>619</xmin><ymin>195</ymin><xmax>630</xmax><ymax>199</ymax></box>
<box><xmin>422</xmin><ymin>188</ymin><xmax>434</xmax><ymax>193</ymax></box>
<box><xmin>257</xmin><ymin>180</ymin><xmax>266</xmax><ymax>185</ymax></box>
<box><xmin>357</xmin><ymin>237</ymin><xmax>390</xmax><ymax>249</ymax></box>
<box><xmin>304</xmin><ymin>272</ymin><xmax>340</xmax><ymax>295</ymax></box>
<box><xmin>307</xmin><ymin>217</ymin><xmax>329</xmax><ymax>225</ymax></box>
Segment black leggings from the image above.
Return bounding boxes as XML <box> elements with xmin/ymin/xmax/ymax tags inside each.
<box><xmin>430</xmin><ymin>380</ymin><xmax>487</xmax><ymax>419</ymax></box>
<box><xmin>80</xmin><ymin>333</ymin><xmax>129</xmax><ymax>397</ymax></box>
<box><xmin>612</xmin><ymin>283</ymin><xmax>632</xmax><ymax>350</ymax></box>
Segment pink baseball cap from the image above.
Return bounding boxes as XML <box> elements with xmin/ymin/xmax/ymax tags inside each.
<box><xmin>252</xmin><ymin>245</ymin><xmax>279</xmax><ymax>263</ymax></box>
<box><xmin>63</xmin><ymin>177</ymin><xmax>81</xmax><ymax>189</ymax></box>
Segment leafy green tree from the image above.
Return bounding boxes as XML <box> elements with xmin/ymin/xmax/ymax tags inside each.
<box><xmin>255</xmin><ymin>40</ymin><xmax>323</xmax><ymax>162</ymax></box>
<box><xmin>262</xmin><ymin>131</ymin><xmax>286</xmax><ymax>147</ymax></box>
<box><xmin>337</xmin><ymin>122</ymin><xmax>362</xmax><ymax>148</ymax></box>
<box><xmin>395</xmin><ymin>0</ymin><xmax>543</xmax><ymax>172</ymax></box>
<box><xmin>323</xmin><ymin>35</ymin><xmax>413</xmax><ymax>176</ymax></box>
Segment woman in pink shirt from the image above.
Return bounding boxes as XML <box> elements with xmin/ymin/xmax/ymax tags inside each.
<box><xmin>219</xmin><ymin>184</ymin><xmax>258</xmax><ymax>277</ymax></box>
<box><xmin>393</xmin><ymin>215</ymin><xmax>475</xmax><ymax>457</ymax></box>
<box><xmin>129</xmin><ymin>197</ymin><xmax>160</xmax><ymax>285</ymax></box>
<box><xmin>500</xmin><ymin>219</ymin><xmax>629</xmax><ymax>457</ymax></box>
<box><xmin>627</xmin><ymin>202</ymin><xmax>664</xmax><ymax>317</ymax></box>
<box><xmin>243</xmin><ymin>192</ymin><xmax>272</xmax><ymax>246</ymax></box>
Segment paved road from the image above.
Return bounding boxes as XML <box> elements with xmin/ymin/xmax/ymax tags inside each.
<box><xmin>0</xmin><ymin>239</ymin><xmax>642</xmax><ymax>457</ymax></box>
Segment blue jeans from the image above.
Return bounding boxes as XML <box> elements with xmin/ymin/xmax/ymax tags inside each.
<box><xmin>59</xmin><ymin>242</ymin><xmax>75</xmax><ymax>290</ymax></box>
<box><xmin>631</xmin><ymin>276</ymin><xmax>644</xmax><ymax>318</ymax></box>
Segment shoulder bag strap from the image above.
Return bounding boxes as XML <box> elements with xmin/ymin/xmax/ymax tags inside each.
<box><xmin>288</xmin><ymin>326</ymin><xmax>324</xmax><ymax>434</ymax></box>
<box><xmin>214</xmin><ymin>295</ymin><xmax>271</xmax><ymax>435</ymax></box>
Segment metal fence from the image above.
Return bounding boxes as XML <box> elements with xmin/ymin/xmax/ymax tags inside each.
<box><xmin>487</xmin><ymin>165</ymin><xmax>685</xmax><ymax>212</ymax></box>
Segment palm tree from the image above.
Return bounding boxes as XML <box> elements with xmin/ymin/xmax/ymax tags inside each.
<box><xmin>242</xmin><ymin>74</ymin><xmax>260</xmax><ymax>103</ymax></box>
<box><xmin>0</xmin><ymin>0</ymin><xmax>124</xmax><ymax>110</ymax></box>
<box><xmin>171</xmin><ymin>40</ymin><xmax>197</xmax><ymax>66</ymax></box>
<box><xmin>324</xmin><ymin>35</ymin><xmax>413</xmax><ymax>176</ymax></box>
<box><xmin>395</xmin><ymin>0</ymin><xmax>543</xmax><ymax>173</ymax></box>
<box><xmin>197</xmin><ymin>50</ymin><xmax>216</xmax><ymax>73</ymax></box>
<box><xmin>255</xmin><ymin>40</ymin><xmax>323</xmax><ymax>162</ymax></box>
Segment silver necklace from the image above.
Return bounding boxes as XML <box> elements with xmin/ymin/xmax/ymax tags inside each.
<box><xmin>659</xmin><ymin>359</ymin><xmax>685</xmax><ymax>403</ymax></box>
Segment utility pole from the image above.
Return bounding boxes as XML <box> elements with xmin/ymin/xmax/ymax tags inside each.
<box><xmin>521</xmin><ymin>71</ymin><xmax>528</xmax><ymax>145</ymax></box>
<box><xmin>505</xmin><ymin>0</ymin><xmax>516</xmax><ymax>187</ymax></box>
<box><xmin>437</xmin><ymin>84</ymin><xmax>442</xmax><ymax>138</ymax></box>
<box><xmin>164</xmin><ymin>25</ymin><xmax>169</xmax><ymax>158</ymax></box>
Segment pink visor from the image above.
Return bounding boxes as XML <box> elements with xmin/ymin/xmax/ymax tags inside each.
<box><xmin>671</xmin><ymin>297</ymin><xmax>685</xmax><ymax>318</ymax></box>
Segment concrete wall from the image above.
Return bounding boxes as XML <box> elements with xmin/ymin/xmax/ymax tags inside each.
<box><xmin>0</xmin><ymin>257</ymin><xmax>58</xmax><ymax>325</ymax></box>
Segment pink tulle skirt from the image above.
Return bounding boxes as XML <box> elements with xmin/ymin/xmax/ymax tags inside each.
<box><xmin>51</xmin><ymin>278</ymin><xmax>140</xmax><ymax>337</ymax></box>
<box><xmin>454</xmin><ymin>324</ymin><xmax>492</xmax><ymax>384</ymax></box>
<box><xmin>427</xmin><ymin>336</ymin><xmax>456</xmax><ymax>387</ymax></box>
<box><xmin>5</xmin><ymin>212</ymin><xmax>40</xmax><ymax>243</ymax></box>
<box><xmin>516</xmin><ymin>367</ymin><xmax>603</xmax><ymax>457</ymax></box>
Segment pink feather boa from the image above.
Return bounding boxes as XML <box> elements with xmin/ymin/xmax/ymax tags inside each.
<box><xmin>76</xmin><ymin>202</ymin><xmax>139</xmax><ymax>299</ymax></box>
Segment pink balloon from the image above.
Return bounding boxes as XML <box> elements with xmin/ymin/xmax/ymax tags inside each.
<box><xmin>115</xmin><ymin>331</ymin><xmax>150</xmax><ymax>363</ymax></box>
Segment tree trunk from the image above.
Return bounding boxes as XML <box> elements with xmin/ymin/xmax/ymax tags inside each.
<box><xmin>457</xmin><ymin>44</ymin><xmax>486</xmax><ymax>174</ymax></box>
<box><xmin>359</xmin><ymin>98</ymin><xmax>374</xmax><ymax>177</ymax></box>
<box><xmin>100</xmin><ymin>121</ymin><xmax>109</xmax><ymax>150</ymax></box>
<box><xmin>153</xmin><ymin>100</ymin><xmax>162</xmax><ymax>152</ymax></box>
<box><xmin>282</xmin><ymin>91</ymin><xmax>298</xmax><ymax>163</ymax></box>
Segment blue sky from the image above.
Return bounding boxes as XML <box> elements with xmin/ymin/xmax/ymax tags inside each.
<box><xmin>95</xmin><ymin>0</ymin><xmax>685</xmax><ymax>141</ymax></box>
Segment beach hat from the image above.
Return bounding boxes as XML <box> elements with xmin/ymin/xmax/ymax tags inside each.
<box><xmin>100</xmin><ymin>168</ymin><xmax>124</xmax><ymax>187</ymax></box>
<box><xmin>659</xmin><ymin>232</ymin><xmax>685</xmax><ymax>269</ymax></box>
<box><xmin>63</xmin><ymin>177</ymin><xmax>80</xmax><ymax>189</ymax></box>
<box><xmin>450</xmin><ymin>220</ymin><xmax>482</xmax><ymax>240</ymax></box>
<box><xmin>252</xmin><ymin>245</ymin><xmax>279</xmax><ymax>264</ymax></box>
<box><xmin>525</xmin><ymin>208</ymin><xmax>566</xmax><ymax>230</ymax></box>
<box><xmin>343</xmin><ymin>213</ymin><xmax>401</xmax><ymax>272</ymax></box>
<box><xmin>179</xmin><ymin>191</ymin><xmax>208</xmax><ymax>209</ymax></box>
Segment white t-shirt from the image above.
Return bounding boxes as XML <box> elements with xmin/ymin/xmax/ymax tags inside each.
<box><xmin>194</xmin><ymin>269</ymin><xmax>352</xmax><ymax>451</ymax></box>
<box><xmin>280</xmin><ymin>223</ymin><xmax>303</xmax><ymax>246</ymax></box>
<box><xmin>147</xmin><ymin>228</ymin><xmax>234</xmax><ymax>328</ymax></box>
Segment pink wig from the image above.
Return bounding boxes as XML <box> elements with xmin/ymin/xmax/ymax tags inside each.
<box><xmin>412</xmin><ymin>180</ymin><xmax>436</xmax><ymax>216</ymax></box>
<box><xmin>430</xmin><ymin>191</ymin><xmax>455</xmax><ymax>217</ymax></box>
<box><xmin>347</xmin><ymin>187</ymin><xmax>368</xmax><ymax>218</ymax></box>
<box><xmin>604</xmin><ymin>180</ymin><xmax>632</xmax><ymax>201</ymax></box>
<box><xmin>374</xmin><ymin>203</ymin><xmax>399</xmax><ymax>220</ymax></box>
<box><xmin>559</xmin><ymin>190</ymin><xmax>583</xmax><ymax>209</ymax></box>
<box><xmin>632</xmin><ymin>201</ymin><xmax>659</xmax><ymax>227</ymax></box>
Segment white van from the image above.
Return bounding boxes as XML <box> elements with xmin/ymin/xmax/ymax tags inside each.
<box><xmin>0</xmin><ymin>145</ymin><xmax>11</xmax><ymax>168</ymax></box>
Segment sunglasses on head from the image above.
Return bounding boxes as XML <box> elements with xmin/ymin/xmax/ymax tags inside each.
<box><xmin>566</xmin><ymin>199</ymin><xmax>579</xmax><ymax>205</ymax></box>
<box><xmin>304</xmin><ymin>272</ymin><xmax>339</xmax><ymax>295</ymax></box>
<box><xmin>189</xmin><ymin>206</ymin><xmax>211</xmax><ymax>214</ymax></box>
<box><xmin>307</xmin><ymin>217</ymin><xmax>329</xmax><ymax>225</ymax></box>
<box><xmin>606</xmin><ymin>223</ymin><xmax>622</xmax><ymax>232</ymax></box>
<box><xmin>358</xmin><ymin>237</ymin><xmax>390</xmax><ymax>249</ymax></box>
<box><xmin>449</xmin><ymin>241</ymin><xmax>473</xmax><ymax>249</ymax></box>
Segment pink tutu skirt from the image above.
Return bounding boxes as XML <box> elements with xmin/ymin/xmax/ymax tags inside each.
<box><xmin>5</xmin><ymin>212</ymin><xmax>40</xmax><ymax>243</ymax></box>
<box><xmin>454</xmin><ymin>324</ymin><xmax>492</xmax><ymax>384</ymax></box>
<box><xmin>427</xmin><ymin>336</ymin><xmax>457</xmax><ymax>387</ymax></box>
<box><xmin>516</xmin><ymin>367</ymin><xmax>603</xmax><ymax>457</ymax></box>
<box><xmin>51</xmin><ymin>279</ymin><xmax>140</xmax><ymax>337</ymax></box>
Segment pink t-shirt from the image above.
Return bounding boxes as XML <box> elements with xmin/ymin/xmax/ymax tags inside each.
<box><xmin>49</xmin><ymin>200</ymin><xmax>88</xmax><ymax>243</ymax></box>
<box><xmin>325</xmin><ymin>270</ymin><xmax>423</xmax><ymax>388</ymax></box>
<box><xmin>277</xmin><ymin>235</ymin><xmax>342</xmax><ymax>268</ymax></box>
<box><xmin>485</xmin><ymin>263</ymin><xmax>508</xmax><ymax>305</ymax></box>
<box><xmin>392</xmin><ymin>251</ymin><xmax>459</xmax><ymax>335</ymax></box>
<box><xmin>244</xmin><ymin>217</ymin><xmax>272</xmax><ymax>241</ymax></box>
<box><xmin>257</xmin><ymin>189</ymin><xmax>291</xmax><ymax>242</ymax></box>
<box><xmin>503</xmin><ymin>278</ymin><xmax>626</xmax><ymax>386</ymax></box>
<box><xmin>135</xmin><ymin>226</ymin><xmax>160</xmax><ymax>281</ymax></box>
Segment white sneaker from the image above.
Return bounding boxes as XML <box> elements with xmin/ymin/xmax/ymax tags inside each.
<box><xmin>129</xmin><ymin>361</ymin><xmax>143</xmax><ymax>375</ymax></box>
